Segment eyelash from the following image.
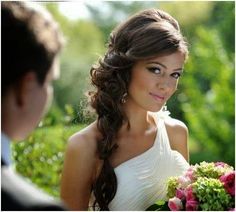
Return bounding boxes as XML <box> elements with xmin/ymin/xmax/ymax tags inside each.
<box><xmin>147</xmin><ymin>67</ymin><xmax>182</xmax><ymax>79</ymax></box>
<box><xmin>147</xmin><ymin>67</ymin><xmax>161</xmax><ymax>74</ymax></box>
<box><xmin>171</xmin><ymin>72</ymin><xmax>181</xmax><ymax>79</ymax></box>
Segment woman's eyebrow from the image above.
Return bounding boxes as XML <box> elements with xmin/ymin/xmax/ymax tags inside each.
<box><xmin>146</xmin><ymin>61</ymin><xmax>183</xmax><ymax>72</ymax></box>
<box><xmin>146</xmin><ymin>61</ymin><xmax>167</xmax><ymax>69</ymax></box>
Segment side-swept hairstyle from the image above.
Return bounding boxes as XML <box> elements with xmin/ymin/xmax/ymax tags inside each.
<box><xmin>89</xmin><ymin>8</ymin><xmax>188</xmax><ymax>210</ymax></box>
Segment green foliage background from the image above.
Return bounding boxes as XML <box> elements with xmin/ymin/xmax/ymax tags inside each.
<box><xmin>12</xmin><ymin>1</ymin><xmax>235</xmax><ymax>197</ymax></box>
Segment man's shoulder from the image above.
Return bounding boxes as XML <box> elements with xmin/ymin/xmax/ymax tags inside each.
<box><xmin>1</xmin><ymin>165</ymin><xmax>67</xmax><ymax>211</ymax></box>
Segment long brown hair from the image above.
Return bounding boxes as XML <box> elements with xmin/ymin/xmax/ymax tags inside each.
<box><xmin>89</xmin><ymin>8</ymin><xmax>188</xmax><ymax>210</ymax></box>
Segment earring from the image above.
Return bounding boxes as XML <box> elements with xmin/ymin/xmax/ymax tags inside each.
<box><xmin>121</xmin><ymin>92</ymin><xmax>128</xmax><ymax>104</ymax></box>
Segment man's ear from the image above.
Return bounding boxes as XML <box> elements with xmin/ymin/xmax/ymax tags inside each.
<box><xmin>14</xmin><ymin>72</ymin><xmax>38</xmax><ymax>107</ymax></box>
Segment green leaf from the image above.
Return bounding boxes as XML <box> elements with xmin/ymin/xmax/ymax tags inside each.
<box><xmin>146</xmin><ymin>201</ymin><xmax>170</xmax><ymax>211</ymax></box>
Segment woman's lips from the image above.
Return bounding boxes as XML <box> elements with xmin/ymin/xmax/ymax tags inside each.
<box><xmin>149</xmin><ymin>92</ymin><xmax>165</xmax><ymax>101</ymax></box>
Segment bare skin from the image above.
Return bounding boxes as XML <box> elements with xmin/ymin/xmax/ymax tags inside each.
<box><xmin>2</xmin><ymin>58</ymin><xmax>59</xmax><ymax>141</ymax></box>
<box><xmin>60</xmin><ymin>52</ymin><xmax>189</xmax><ymax>210</ymax></box>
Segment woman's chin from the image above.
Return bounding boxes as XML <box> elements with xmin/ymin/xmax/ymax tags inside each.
<box><xmin>147</xmin><ymin>105</ymin><xmax>164</xmax><ymax>113</ymax></box>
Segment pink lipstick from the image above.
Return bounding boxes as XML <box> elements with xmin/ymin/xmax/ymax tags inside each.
<box><xmin>149</xmin><ymin>92</ymin><xmax>165</xmax><ymax>101</ymax></box>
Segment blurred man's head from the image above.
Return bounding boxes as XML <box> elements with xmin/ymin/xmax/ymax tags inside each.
<box><xmin>1</xmin><ymin>2</ymin><xmax>64</xmax><ymax>140</ymax></box>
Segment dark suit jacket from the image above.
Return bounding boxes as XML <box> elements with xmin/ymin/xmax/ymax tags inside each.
<box><xmin>1</xmin><ymin>160</ymin><xmax>67</xmax><ymax>211</ymax></box>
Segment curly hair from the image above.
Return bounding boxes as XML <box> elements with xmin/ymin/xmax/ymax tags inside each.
<box><xmin>89</xmin><ymin>8</ymin><xmax>188</xmax><ymax>210</ymax></box>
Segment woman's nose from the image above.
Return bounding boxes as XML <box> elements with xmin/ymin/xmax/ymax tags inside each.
<box><xmin>157</xmin><ymin>76</ymin><xmax>171</xmax><ymax>90</ymax></box>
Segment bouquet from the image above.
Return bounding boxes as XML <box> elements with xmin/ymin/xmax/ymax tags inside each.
<box><xmin>146</xmin><ymin>161</ymin><xmax>235</xmax><ymax>211</ymax></box>
<box><xmin>167</xmin><ymin>161</ymin><xmax>235</xmax><ymax>211</ymax></box>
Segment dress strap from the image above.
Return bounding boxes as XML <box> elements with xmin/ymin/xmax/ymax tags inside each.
<box><xmin>148</xmin><ymin>107</ymin><xmax>170</xmax><ymax>127</ymax></box>
<box><xmin>148</xmin><ymin>108</ymin><xmax>172</xmax><ymax>150</ymax></box>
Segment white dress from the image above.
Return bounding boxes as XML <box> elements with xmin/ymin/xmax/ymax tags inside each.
<box><xmin>109</xmin><ymin>111</ymin><xmax>189</xmax><ymax>211</ymax></box>
<box><xmin>91</xmin><ymin>110</ymin><xmax>190</xmax><ymax>211</ymax></box>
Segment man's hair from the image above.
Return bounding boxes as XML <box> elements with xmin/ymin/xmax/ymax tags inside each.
<box><xmin>1</xmin><ymin>1</ymin><xmax>64</xmax><ymax>97</ymax></box>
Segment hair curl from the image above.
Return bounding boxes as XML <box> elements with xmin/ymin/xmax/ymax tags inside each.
<box><xmin>89</xmin><ymin>8</ymin><xmax>188</xmax><ymax>210</ymax></box>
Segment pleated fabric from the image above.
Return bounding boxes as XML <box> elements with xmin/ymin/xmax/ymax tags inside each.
<box><xmin>108</xmin><ymin>111</ymin><xmax>190</xmax><ymax>211</ymax></box>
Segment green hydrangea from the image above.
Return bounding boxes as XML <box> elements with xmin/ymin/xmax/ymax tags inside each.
<box><xmin>194</xmin><ymin>161</ymin><xmax>234</xmax><ymax>179</ymax></box>
<box><xmin>192</xmin><ymin>177</ymin><xmax>233</xmax><ymax>210</ymax></box>
<box><xmin>167</xmin><ymin>177</ymin><xmax>178</xmax><ymax>198</ymax></box>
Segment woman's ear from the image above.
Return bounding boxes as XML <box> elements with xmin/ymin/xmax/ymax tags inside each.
<box><xmin>14</xmin><ymin>71</ymin><xmax>38</xmax><ymax>107</ymax></box>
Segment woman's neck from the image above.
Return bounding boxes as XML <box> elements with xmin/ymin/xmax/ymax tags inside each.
<box><xmin>119</xmin><ymin>101</ymin><xmax>156</xmax><ymax>136</ymax></box>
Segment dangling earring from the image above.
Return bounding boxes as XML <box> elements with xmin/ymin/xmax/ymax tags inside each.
<box><xmin>121</xmin><ymin>92</ymin><xmax>128</xmax><ymax>104</ymax></box>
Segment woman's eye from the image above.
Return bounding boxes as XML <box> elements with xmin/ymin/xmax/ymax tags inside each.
<box><xmin>147</xmin><ymin>67</ymin><xmax>161</xmax><ymax>74</ymax></box>
<box><xmin>171</xmin><ymin>72</ymin><xmax>181</xmax><ymax>79</ymax></box>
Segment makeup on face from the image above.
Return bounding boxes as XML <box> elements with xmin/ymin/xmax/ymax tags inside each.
<box><xmin>146</xmin><ymin>61</ymin><xmax>183</xmax><ymax>79</ymax></box>
<box><xmin>128</xmin><ymin>52</ymin><xmax>185</xmax><ymax>112</ymax></box>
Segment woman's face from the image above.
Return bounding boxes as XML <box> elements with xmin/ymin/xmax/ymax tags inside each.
<box><xmin>127</xmin><ymin>51</ymin><xmax>185</xmax><ymax>112</ymax></box>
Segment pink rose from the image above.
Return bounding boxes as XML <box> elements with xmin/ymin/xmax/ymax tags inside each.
<box><xmin>176</xmin><ymin>189</ymin><xmax>185</xmax><ymax>200</ymax></box>
<box><xmin>168</xmin><ymin>197</ymin><xmax>183</xmax><ymax>211</ymax></box>
<box><xmin>178</xmin><ymin>176</ymin><xmax>191</xmax><ymax>188</ymax></box>
<box><xmin>220</xmin><ymin>171</ymin><xmax>235</xmax><ymax>196</ymax></box>
<box><xmin>186</xmin><ymin>200</ymin><xmax>198</xmax><ymax>211</ymax></box>
<box><xmin>185</xmin><ymin>186</ymin><xmax>196</xmax><ymax>201</ymax></box>
<box><xmin>185</xmin><ymin>167</ymin><xmax>195</xmax><ymax>181</ymax></box>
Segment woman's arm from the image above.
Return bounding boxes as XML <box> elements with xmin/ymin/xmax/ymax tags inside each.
<box><xmin>165</xmin><ymin>118</ymin><xmax>189</xmax><ymax>162</ymax></box>
<box><xmin>60</xmin><ymin>133</ymin><xmax>97</xmax><ymax>210</ymax></box>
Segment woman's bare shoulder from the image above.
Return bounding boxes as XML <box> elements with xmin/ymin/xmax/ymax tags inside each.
<box><xmin>164</xmin><ymin>117</ymin><xmax>188</xmax><ymax>134</ymax></box>
<box><xmin>61</xmin><ymin>121</ymin><xmax>101</xmax><ymax>209</ymax></box>
<box><xmin>164</xmin><ymin>117</ymin><xmax>189</xmax><ymax>161</ymax></box>
<box><xmin>67</xmin><ymin>121</ymin><xmax>100</xmax><ymax>155</ymax></box>
<box><xmin>62</xmin><ymin>121</ymin><xmax>102</xmax><ymax>182</ymax></box>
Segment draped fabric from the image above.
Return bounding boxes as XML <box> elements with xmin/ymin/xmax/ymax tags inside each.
<box><xmin>108</xmin><ymin>111</ymin><xmax>190</xmax><ymax>211</ymax></box>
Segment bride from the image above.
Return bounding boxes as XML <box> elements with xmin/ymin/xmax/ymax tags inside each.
<box><xmin>60</xmin><ymin>8</ymin><xmax>190</xmax><ymax>211</ymax></box>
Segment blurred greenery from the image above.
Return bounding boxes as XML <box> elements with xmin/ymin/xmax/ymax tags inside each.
<box><xmin>12</xmin><ymin>1</ymin><xmax>234</xmax><ymax>197</ymax></box>
<box><xmin>12</xmin><ymin>124</ymin><xmax>86</xmax><ymax>197</ymax></box>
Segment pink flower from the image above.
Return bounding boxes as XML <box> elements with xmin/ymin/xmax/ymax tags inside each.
<box><xmin>168</xmin><ymin>197</ymin><xmax>183</xmax><ymax>211</ymax></box>
<box><xmin>186</xmin><ymin>200</ymin><xmax>198</xmax><ymax>211</ymax></box>
<box><xmin>220</xmin><ymin>171</ymin><xmax>235</xmax><ymax>196</ymax></box>
<box><xmin>178</xmin><ymin>176</ymin><xmax>191</xmax><ymax>188</ymax></box>
<box><xmin>176</xmin><ymin>189</ymin><xmax>185</xmax><ymax>200</ymax></box>
<box><xmin>185</xmin><ymin>167</ymin><xmax>195</xmax><ymax>181</ymax></box>
<box><xmin>215</xmin><ymin>162</ymin><xmax>227</xmax><ymax>167</ymax></box>
<box><xmin>185</xmin><ymin>186</ymin><xmax>196</xmax><ymax>201</ymax></box>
